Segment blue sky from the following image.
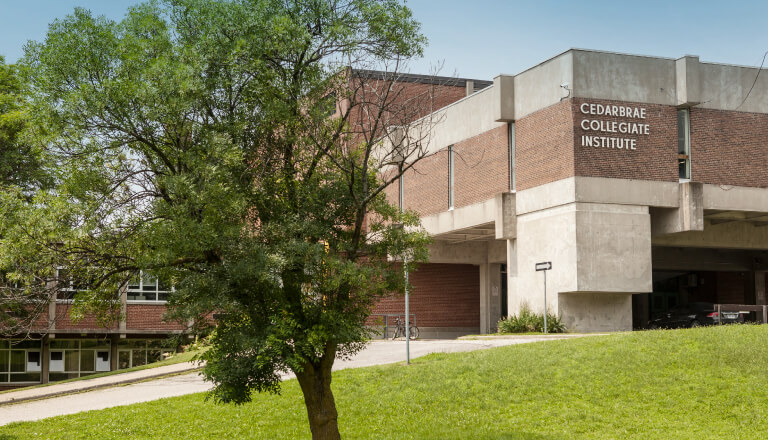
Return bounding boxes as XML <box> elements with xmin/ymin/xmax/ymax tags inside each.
<box><xmin>1</xmin><ymin>0</ymin><xmax>767</xmax><ymax>80</ymax></box>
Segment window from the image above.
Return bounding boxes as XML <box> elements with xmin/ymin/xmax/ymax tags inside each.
<box><xmin>127</xmin><ymin>271</ymin><xmax>172</xmax><ymax>302</ymax></box>
<box><xmin>508</xmin><ymin>122</ymin><xmax>516</xmax><ymax>192</ymax></box>
<box><xmin>0</xmin><ymin>339</ymin><xmax>42</xmax><ymax>383</ymax></box>
<box><xmin>448</xmin><ymin>145</ymin><xmax>455</xmax><ymax>210</ymax></box>
<box><xmin>677</xmin><ymin>109</ymin><xmax>691</xmax><ymax>180</ymax></box>
<box><xmin>48</xmin><ymin>339</ymin><xmax>111</xmax><ymax>381</ymax></box>
<box><xmin>56</xmin><ymin>268</ymin><xmax>95</xmax><ymax>301</ymax></box>
<box><xmin>117</xmin><ymin>339</ymin><xmax>175</xmax><ymax>369</ymax></box>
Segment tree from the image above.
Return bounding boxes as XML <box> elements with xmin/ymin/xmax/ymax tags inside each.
<box><xmin>0</xmin><ymin>56</ymin><xmax>49</xmax><ymax>192</ymax></box>
<box><xmin>0</xmin><ymin>1</ymin><xmax>442</xmax><ymax>438</ymax></box>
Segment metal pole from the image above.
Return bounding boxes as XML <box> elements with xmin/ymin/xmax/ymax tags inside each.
<box><xmin>404</xmin><ymin>255</ymin><xmax>410</xmax><ymax>364</ymax></box>
<box><xmin>543</xmin><ymin>269</ymin><xmax>548</xmax><ymax>335</ymax></box>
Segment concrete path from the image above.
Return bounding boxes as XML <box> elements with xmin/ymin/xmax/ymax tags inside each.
<box><xmin>0</xmin><ymin>335</ymin><xmax>591</xmax><ymax>426</ymax></box>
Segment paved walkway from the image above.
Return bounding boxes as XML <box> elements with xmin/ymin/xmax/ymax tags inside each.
<box><xmin>0</xmin><ymin>335</ymin><xmax>593</xmax><ymax>426</ymax></box>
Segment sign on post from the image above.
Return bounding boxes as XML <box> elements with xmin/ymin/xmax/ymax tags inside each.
<box><xmin>534</xmin><ymin>261</ymin><xmax>552</xmax><ymax>334</ymax></box>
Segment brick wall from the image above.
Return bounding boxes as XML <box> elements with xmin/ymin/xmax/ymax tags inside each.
<box><xmin>125</xmin><ymin>304</ymin><xmax>186</xmax><ymax>331</ymax></box>
<box><xmin>371</xmin><ymin>263</ymin><xmax>479</xmax><ymax>327</ymax></box>
<box><xmin>690</xmin><ymin>108</ymin><xmax>768</xmax><ymax>188</ymax></box>
<box><xmin>402</xmin><ymin>148</ymin><xmax>449</xmax><ymax>215</ymax></box>
<box><xmin>454</xmin><ymin>125</ymin><xmax>510</xmax><ymax>208</ymax></box>
<box><xmin>401</xmin><ymin>126</ymin><xmax>510</xmax><ymax>216</ymax></box>
<box><xmin>54</xmin><ymin>304</ymin><xmax>119</xmax><ymax>331</ymax></box>
<box><xmin>516</xmin><ymin>99</ymin><xmax>575</xmax><ymax>190</ymax></box>
<box><xmin>572</xmin><ymin>99</ymin><xmax>678</xmax><ymax>183</ymax></box>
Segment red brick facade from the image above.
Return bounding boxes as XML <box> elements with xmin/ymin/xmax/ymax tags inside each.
<box><xmin>125</xmin><ymin>304</ymin><xmax>186</xmax><ymax>331</ymax></box>
<box><xmin>402</xmin><ymin>148</ymin><xmax>449</xmax><ymax>215</ymax></box>
<box><xmin>54</xmin><ymin>304</ymin><xmax>119</xmax><ymax>331</ymax></box>
<box><xmin>372</xmin><ymin>263</ymin><xmax>480</xmax><ymax>328</ymax></box>
<box><xmin>454</xmin><ymin>125</ymin><xmax>510</xmax><ymax>208</ymax></box>
<box><xmin>572</xmin><ymin>98</ymin><xmax>679</xmax><ymax>183</ymax></box>
<box><xmin>400</xmin><ymin>125</ymin><xmax>509</xmax><ymax>216</ymax></box>
<box><xmin>690</xmin><ymin>108</ymin><xmax>768</xmax><ymax>188</ymax></box>
<box><xmin>516</xmin><ymin>99</ymin><xmax>575</xmax><ymax>191</ymax></box>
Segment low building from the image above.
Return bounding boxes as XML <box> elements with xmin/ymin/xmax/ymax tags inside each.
<box><xmin>374</xmin><ymin>49</ymin><xmax>768</xmax><ymax>337</ymax></box>
<box><xmin>0</xmin><ymin>273</ymin><xmax>186</xmax><ymax>389</ymax></box>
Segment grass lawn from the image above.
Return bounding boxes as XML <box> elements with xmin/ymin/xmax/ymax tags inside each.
<box><xmin>2</xmin><ymin>325</ymin><xmax>767</xmax><ymax>439</ymax></box>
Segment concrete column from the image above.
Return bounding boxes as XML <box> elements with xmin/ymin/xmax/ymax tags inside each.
<box><xmin>489</xmin><ymin>263</ymin><xmax>501</xmax><ymax>332</ymax></box>
<box><xmin>506</xmin><ymin>239</ymin><xmax>518</xmax><ymax>317</ymax></box>
<box><xmin>110</xmin><ymin>335</ymin><xmax>119</xmax><ymax>371</ymax></box>
<box><xmin>119</xmin><ymin>282</ymin><xmax>127</xmax><ymax>335</ymax></box>
<box><xmin>41</xmin><ymin>335</ymin><xmax>50</xmax><ymax>384</ymax></box>
<box><xmin>479</xmin><ymin>263</ymin><xmax>489</xmax><ymax>334</ymax></box>
<box><xmin>465</xmin><ymin>80</ymin><xmax>474</xmax><ymax>97</ymax></box>
<box><xmin>756</xmin><ymin>271</ymin><xmax>767</xmax><ymax>305</ymax></box>
<box><xmin>479</xmin><ymin>263</ymin><xmax>503</xmax><ymax>333</ymax></box>
<box><xmin>516</xmin><ymin>202</ymin><xmax>651</xmax><ymax>332</ymax></box>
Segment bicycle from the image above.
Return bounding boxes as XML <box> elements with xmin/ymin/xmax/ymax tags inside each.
<box><xmin>391</xmin><ymin>316</ymin><xmax>419</xmax><ymax>340</ymax></box>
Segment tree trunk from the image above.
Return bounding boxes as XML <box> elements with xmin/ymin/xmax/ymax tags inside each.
<box><xmin>295</xmin><ymin>348</ymin><xmax>341</xmax><ymax>440</ymax></box>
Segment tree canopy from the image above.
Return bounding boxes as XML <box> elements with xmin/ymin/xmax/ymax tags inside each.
<box><xmin>0</xmin><ymin>1</ymin><xmax>439</xmax><ymax>438</ymax></box>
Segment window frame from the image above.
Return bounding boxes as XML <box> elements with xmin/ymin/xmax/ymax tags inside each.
<box><xmin>677</xmin><ymin>108</ymin><xmax>691</xmax><ymax>181</ymax></box>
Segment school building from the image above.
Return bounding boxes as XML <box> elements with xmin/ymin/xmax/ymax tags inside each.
<box><xmin>374</xmin><ymin>49</ymin><xmax>768</xmax><ymax>338</ymax></box>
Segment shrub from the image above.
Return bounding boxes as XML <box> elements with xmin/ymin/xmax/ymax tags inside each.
<box><xmin>497</xmin><ymin>305</ymin><xmax>566</xmax><ymax>333</ymax></box>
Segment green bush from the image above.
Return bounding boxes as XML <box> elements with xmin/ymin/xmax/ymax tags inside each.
<box><xmin>497</xmin><ymin>305</ymin><xmax>566</xmax><ymax>333</ymax></box>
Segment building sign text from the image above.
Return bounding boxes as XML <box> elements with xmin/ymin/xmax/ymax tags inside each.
<box><xmin>580</xmin><ymin>103</ymin><xmax>649</xmax><ymax>150</ymax></box>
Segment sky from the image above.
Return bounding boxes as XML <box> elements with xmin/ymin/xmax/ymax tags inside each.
<box><xmin>1</xmin><ymin>0</ymin><xmax>767</xmax><ymax>80</ymax></box>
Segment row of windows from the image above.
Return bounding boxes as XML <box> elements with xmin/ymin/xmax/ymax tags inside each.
<box><xmin>0</xmin><ymin>339</ymin><xmax>176</xmax><ymax>383</ymax></box>
<box><xmin>57</xmin><ymin>270</ymin><xmax>171</xmax><ymax>303</ymax></box>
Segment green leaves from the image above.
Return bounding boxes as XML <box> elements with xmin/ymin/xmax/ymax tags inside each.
<box><xmin>4</xmin><ymin>3</ymin><xmax>431</xmax><ymax>436</ymax></box>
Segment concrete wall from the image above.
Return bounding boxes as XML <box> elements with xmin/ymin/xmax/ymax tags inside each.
<box><xmin>652</xmin><ymin>220</ymin><xmax>768</xmax><ymax>250</ymax></box>
<box><xmin>572</xmin><ymin>51</ymin><xmax>675</xmax><ymax>105</ymax></box>
<box><xmin>559</xmin><ymin>292</ymin><xmax>633</xmax><ymax>332</ymax></box>
<box><xmin>575</xmin><ymin>203</ymin><xmax>652</xmax><ymax>293</ymax></box>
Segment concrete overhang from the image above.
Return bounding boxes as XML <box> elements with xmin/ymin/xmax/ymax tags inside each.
<box><xmin>420</xmin><ymin>193</ymin><xmax>516</xmax><ymax>243</ymax></box>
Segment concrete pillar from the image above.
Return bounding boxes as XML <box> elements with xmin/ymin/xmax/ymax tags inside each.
<box><xmin>675</xmin><ymin>55</ymin><xmax>701</xmax><ymax>106</ymax></box>
<box><xmin>119</xmin><ymin>282</ymin><xmax>127</xmax><ymax>335</ymax></box>
<box><xmin>559</xmin><ymin>292</ymin><xmax>633</xmax><ymax>332</ymax></box>
<box><xmin>110</xmin><ymin>335</ymin><xmax>119</xmax><ymax>371</ymax></box>
<box><xmin>479</xmin><ymin>263</ymin><xmax>489</xmax><ymax>334</ymax></box>
<box><xmin>41</xmin><ymin>335</ymin><xmax>50</xmax><ymax>384</ymax></box>
<box><xmin>492</xmin><ymin>74</ymin><xmax>515</xmax><ymax>122</ymax></box>
<box><xmin>506</xmin><ymin>239</ymin><xmax>518</xmax><ymax>317</ymax></box>
<box><xmin>516</xmin><ymin>202</ymin><xmax>651</xmax><ymax>332</ymax></box>
<box><xmin>479</xmin><ymin>263</ymin><xmax>502</xmax><ymax>334</ymax></box>
<box><xmin>465</xmin><ymin>80</ymin><xmax>474</xmax><ymax>97</ymax></box>
<box><xmin>756</xmin><ymin>271</ymin><xmax>767</xmax><ymax>305</ymax></box>
<box><xmin>651</xmin><ymin>182</ymin><xmax>704</xmax><ymax>236</ymax></box>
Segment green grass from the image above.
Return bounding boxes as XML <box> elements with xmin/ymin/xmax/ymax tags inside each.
<box><xmin>3</xmin><ymin>325</ymin><xmax>768</xmax><ymax>439</ymax></box>
<box><xmin>0</xmin><ymin>346</ymin><xmax>207</xmax><ymax>395</ymax></box>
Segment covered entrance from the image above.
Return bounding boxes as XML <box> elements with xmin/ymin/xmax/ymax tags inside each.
<box><xmin>633</xmin><ymin>246</ymin><xmax>768</xmax><ymax>329</ymax></box>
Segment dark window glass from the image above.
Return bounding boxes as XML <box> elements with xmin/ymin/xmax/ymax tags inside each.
<box><xmin>10</xmin><ymin>372</ymin><xmax>40</xmax><ymax>382</ymax></box>
<box><xmin>80</xmin><ymin>350</ymin><xmax>95</xmax><ymax>372</ymax></box>
<box><xmin>0</xmin><ymin>351</ymin><xmax>8</xmax><ymax>372</ymax></box>
<box><xmin>28</xmin><ymin>351</ymin><xmax>41</xmax><ymax>366</ymax></box>
<box><xmin>10</xmin><ymin>351</ymin><xmax>25</xmax><ymax>372</ymax></box>
<box><xmin>677</xmin><ymin>110</ymin><xmax>687</xmax><ymax>155</ymax></box>
<box><xmin>132</xmin><ymin>350</ymin><xmax>147</xmax><ymax>367</ymax></box>
<box><xmin>64</xmin><ymin>351</ymin><xmax>79</xmax><ymax>372</ymax></box>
